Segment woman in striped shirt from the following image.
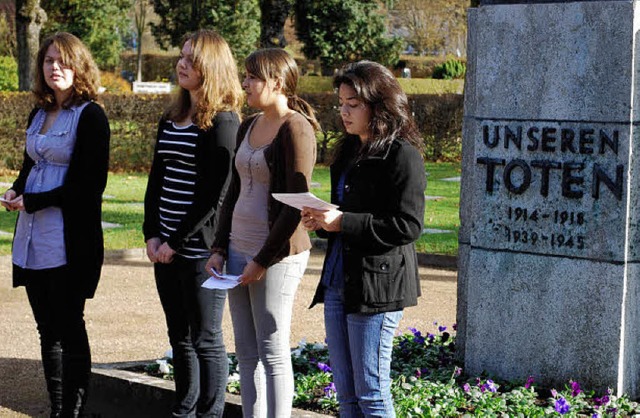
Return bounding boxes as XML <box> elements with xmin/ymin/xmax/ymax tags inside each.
<box><xmin>143</xmin><ymin>30</ymin><xmax>242</xmax><ymax>417</ymax></box>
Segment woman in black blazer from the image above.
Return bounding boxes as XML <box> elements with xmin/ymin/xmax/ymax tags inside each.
<box><xmin>303</xmin><ymin>61</ymin><xmax>426</xmax><ymax>418</ymax></box>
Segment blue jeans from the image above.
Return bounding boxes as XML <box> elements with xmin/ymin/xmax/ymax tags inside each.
<box><xmin>155</xmin><ymin>256</ymin><xmax>228</xmax><ymax>418</ymax></box>
<box><xmin>226</xmin><ymin>245</ymin><xmax>309</xmax><ymax>418</ymax></box>
<box><xmin>324</xmin><ymin>285</ymin><xmax>402</xmax><ymax>418</ymax></box>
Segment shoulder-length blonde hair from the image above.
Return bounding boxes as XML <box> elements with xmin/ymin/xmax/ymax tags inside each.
<box><xmin>165</xmin><ymin>30</ymin><xmax>244</xmax><ymax>130</ymax></box>
<box><xmin>33</xmin><ymin>32</ymin><xmax>101</xmax><ymax>110</ymax></box>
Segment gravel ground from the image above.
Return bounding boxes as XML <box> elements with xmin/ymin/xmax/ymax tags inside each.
<box><xmin>0</xmin><ymin>248</ymin><xmax>457</xmax><ymax>417</ymax></box>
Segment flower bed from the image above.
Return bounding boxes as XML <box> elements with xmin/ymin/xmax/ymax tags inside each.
<box><xmin>143</xmin><ymin>326</ymin><xmax>639</xmax><ymax>417</ymax></box>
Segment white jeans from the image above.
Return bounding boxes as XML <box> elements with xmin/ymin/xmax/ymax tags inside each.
<box><xmin>227</xmin><ymin>245</ymin><xmax>309</xmax><ymax>418</ymax></box>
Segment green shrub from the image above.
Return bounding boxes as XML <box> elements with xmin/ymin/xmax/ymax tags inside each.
<box><xmin>433</xmin><ymin>59</ymin><xmax>467</xmax><ymax>80</ymax></box>
<box><xmin>0</xmin><ymin>91</ymin><xmax>462</xmax><ymax>171</ymax></box>
<box><xmin>397</xmin><ymin>55</ymin><xmax>450</xmax><ymax>78</ymax></box>
<box><xmin>299</xmin><ymin>76</ymin><xmax>464</xmax><ymax>95</ymax></box>
<box><xmin>0</xmin><ymin>56</ymin><xmax>18</xmax><ymax>91</ymax></box>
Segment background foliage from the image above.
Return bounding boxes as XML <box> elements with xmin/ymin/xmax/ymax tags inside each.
<box><xmin>0</xmin><ymin>55</ymin><xmax>17</xmax><ymax>91</ymax></box>
<box><xmin>41</xmin><ymin>0</ymin><xmax>132</xmax><ymax>70</ymax></box>
<box><xmin>390</xmin><ymin>0</ymin><xmax>468</xmax><ymax>57</ymax></box>
<box><xmin>0</xmin><ymin>91</ymin><xmax>463</xmax><ymax>172</ymax></box>
<box><xmin>150</xmin><ymin>0</ymin><xmax>260</xmax><ymax>61</ymax></box>
<box><xmin>294</xmin><ymin>0</ymin><xmax>402</xmax><ymax>73</ymax></box>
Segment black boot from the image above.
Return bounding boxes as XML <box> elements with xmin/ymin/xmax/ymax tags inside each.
<box><xmin>41</xmin><ymin>345</ymin><xmax>63</xmax><ymax>418</ymax></box>
<box><xmin>60</xmin><ymin>386</ymin><xmax>87</xmax><ymax>418</ymax></box>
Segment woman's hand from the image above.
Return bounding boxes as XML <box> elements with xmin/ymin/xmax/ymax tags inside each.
<box><xmin>146</xmin><ymin>238</ymin><xmax>161</xmax><ymax>263</ymax></box>
<box><xmin>156</xmin><ymin>242</ymin><xmax>176</xmax><ymax>264</ymax></box>
<box><xmin>301</xmin><ymin>207</ymin><xmax>321</xmax><ymax>231</ymax></box>
<box><xmin>301</xmin><ymin>206</ymin><xmax>343</xmax><ymax>232</ymax></box>
<box><xmin>206</xmin><ymin>252</ymin><xmax>225</xmax><ymax>277</ymax></box>
<box><xmin>239</xmin><ymin>260</ymin><xmax>266</xmax><ymax>286</ymax></box>
<box><xmin>1</xmin><ymin>190</ymin><xmax>23</xmax><ymax>211</ymax></box>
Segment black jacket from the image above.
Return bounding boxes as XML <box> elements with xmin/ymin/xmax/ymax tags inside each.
<box><xmin>310</xmin><ymin>137</ymin><xmax>426</xmax><ymax>314</ymax></box>
<box><xmin>12</xmin><ymin>102</ymin><xmax>110</xmax><ymax>298</ymax></box>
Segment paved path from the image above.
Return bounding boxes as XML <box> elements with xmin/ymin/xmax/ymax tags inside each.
<box><xmin>0</xmin><ymin>249</ymin><xmax>457</xmax><ymax>417</ymax></box>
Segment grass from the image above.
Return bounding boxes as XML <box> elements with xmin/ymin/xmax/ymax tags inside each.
<box><xmin>0</xmin><ymin>162</ymin><xmax>460</xmax><ymax>257</ymax></box>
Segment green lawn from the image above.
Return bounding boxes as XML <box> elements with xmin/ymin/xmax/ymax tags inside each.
<box><xmin>0</xmin><ymin>162</ymin><xmax>460</xmax><ymax>256</ymax></box>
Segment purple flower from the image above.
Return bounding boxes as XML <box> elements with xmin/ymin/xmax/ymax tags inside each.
<box><xmin>438</xmin><ymin>325</ymin><xmax>447</xmax><ymax>332</ymax></box>
<box><xmin>554</xmin><ymin>397</ymin><xmax>570</xmax><ymax>414</ymax></box>
<box><xmin>317</xmin><ymin>362</ymin><xmax>332</xmax><ymax>373</ymax></box>
<box><xmin>462</xmin><ymin>383</ymin><xmax>471</xmax><ymax>393</ymax></box>
<box><xmin>427</xmin><ymin>333</ymin><xmax>435</xmax><ymax>342</ymax></box>
<box><xmin>454</xmin><ymin>367</ymin><xmax>462</xmax><ymax>377</ymax></box>
<box><xmin>594</xmin><ymin>394</ymin><xmax>610</xmax><ymax>407</ymax></box>
<box><xmin>323</xmin><ymin>382</ymin><xmax>336</xmax><ymax>397</ymax></box>
<box><xmin>551</xmin><ymin>389</ymin><xmax>558</xmax><ymax>397</ymax></box>
<box><xmin>452</xmin><ymin>323</ymin><xmax>458</xmax><ymax>331</ymax></box>
<box><xmin>524</xmin><ymin>376</ymin><xmax>534</xmax><ymax>389</ymax></box>
<box><xmin>570</xmin><ymin>380</ymin><xmax>582</xmax><ymax>397</ymax></box>
<box><xmin>415</xmin><ymin>368</ymin><xmax>429</xmax><ymax>378</ymax></box>
<box><xmin>408</xmin><ymin>327</ymin><xmax>419</xmax><ymax>335</ymax></box>
<box><xmin>592</xmin><ymin>414</ymin><xmax>600</xmax><ymax>418</ymax></box>
<box><xmin>480</xmin><ymin>379</ymin><xmax>497</xmax><ymax>393</ymax></box>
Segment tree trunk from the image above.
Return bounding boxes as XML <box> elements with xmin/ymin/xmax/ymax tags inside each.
<box><xmin>15</xmin><ymin>0</ymin><xmax>46</xmax><ymax>91</ymax></box>
<box><xmin>259</xmin><ymin>0</ymin><xmax>291</xmax><ymax>48</ymax></box>
<box><xmin>134</xmin><ymin>0</ymin><xmax>148</xmax><ymax>82</ymax></box>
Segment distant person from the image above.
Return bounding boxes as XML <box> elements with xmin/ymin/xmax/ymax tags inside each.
<box><xmin>302</xmin><ymin>61</ymin><xmax>426</xmax><ymax>417</ymax></box>
<box><xmin>206</xmin><ymin>48</ymin><xmax>318</xmax><ymax>417</ymax></box>
<box><xmin>143</xmin><ymin>30</ymin><xmax>242</xmax><ymax>417</ymax></box>
<box><xmin>1</xmin><ymin>32</ymin><xmax>110</xmax><ymax>417</ymax></box>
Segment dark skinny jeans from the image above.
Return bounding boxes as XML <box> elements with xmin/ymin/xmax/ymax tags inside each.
<box><xmin>23</xmin><ymin>265</ymin><xmax>90</xmax><ymax>417</ymax></box>
<box><xmin>155</xmin><ymin>256</ymin><xmax>228</xmax><ymax>418</ymax></box>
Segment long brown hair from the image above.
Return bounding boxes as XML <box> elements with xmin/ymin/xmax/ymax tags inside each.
<box><xmin>164</xmin><ymin>30</ymin><xmax>244</xmax><ymax>130</ymax></box>
<box><xmin>245</xmin><ymin>48</ymin><xmax>320</xmax><ymax>131</ymax></box>
<box><xmin>33</xmin><ymin>32</ymin><xmax>100</xmax><ymax>110</ymax></box>
<box><xmin>332</xmin><ymin>60</ymin><xmax>423</xmax><ymax>160</ymax></box>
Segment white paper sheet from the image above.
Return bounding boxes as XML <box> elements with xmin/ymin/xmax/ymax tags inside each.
<box><xmin>271</xmin><ymin>192</ymin><xmax>338</xmax><ymax>211</ymax></box>
<box><xmin>201</xmin><ymin>270</ymin><xmax>241</xmax><ymax>290</ymax></box>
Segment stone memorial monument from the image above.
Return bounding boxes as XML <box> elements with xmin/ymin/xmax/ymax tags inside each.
<box><xmin>458</xmin><ymin>0</ymin><xmax>640</xmax><ymax>396</ymax></box>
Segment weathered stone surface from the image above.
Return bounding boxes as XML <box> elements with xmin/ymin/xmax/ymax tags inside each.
<box><xmin>459</xmin><ymin>0</ymin><xmax>640</xmax><ymax>397</ymax></box>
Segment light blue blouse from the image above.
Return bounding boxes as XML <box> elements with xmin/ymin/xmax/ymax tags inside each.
<box><xmin>12</xmin><ymin>102</ymin><xmax>89</xmax><ymax>270</ymax></box>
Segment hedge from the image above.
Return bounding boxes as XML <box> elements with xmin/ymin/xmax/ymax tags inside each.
<box><xmin>0</xmin><ymin>92</ymin><xmax>462</xmax><ymax>172</ymax></box>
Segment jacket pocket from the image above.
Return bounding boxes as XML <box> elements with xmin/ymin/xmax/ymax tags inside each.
<box><xmin>361</xmin><ymin>254</ymin><xmax>405</xmax><ymax>304</ymax></box>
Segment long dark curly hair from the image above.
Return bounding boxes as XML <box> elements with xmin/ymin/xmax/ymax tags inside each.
<box><xmin>332</xmin><ymin>61</ymin><xmax>423</xmax><ymax>161</ymax></box>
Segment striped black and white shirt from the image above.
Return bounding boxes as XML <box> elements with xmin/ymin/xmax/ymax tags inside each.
<box><xmin>143</xmin><ymin>112</ymin><xmax>240</xmax><ymax>260</ymax></box>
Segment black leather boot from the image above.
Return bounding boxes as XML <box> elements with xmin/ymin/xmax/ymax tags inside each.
<box><xmin>60</xmin><ymin>386</ymin><xmax>87</xmax><ymax>418</ymax></box>
<box><xmin>42</xmin><ymin>347</ymin><xmax>63</xmax><ymax>418</ymax></box>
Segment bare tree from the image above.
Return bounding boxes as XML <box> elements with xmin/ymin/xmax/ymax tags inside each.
<box><xmin>134</xmin><ymin>0</ymin><xmax>150</xmax><ymax>82</ymax></box>
<box><xmin>391</xmin><ymin>0</ymin><xmax>467</xmax><ymax>57</ymax></box>
<box><xmin>15</xmin><ymin>0</ymin><xmax>46</xmax><ymax>91</ymax></box>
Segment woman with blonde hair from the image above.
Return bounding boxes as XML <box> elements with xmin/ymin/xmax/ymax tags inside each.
<box><xmin>206</xmin><ymin>48</ymin><xmax>318</xmax><ymax>417</ymax></box>
<box><xmin>2</xmin><ymin>32</ymin><xmax>109</xmax><ymax>417</ymax></box>
<box><xmin>143</xmin><ymin>29</ymin><xmax>242</xmax><ymax>417</ymax></box>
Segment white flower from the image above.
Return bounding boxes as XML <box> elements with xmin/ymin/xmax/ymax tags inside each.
<box><xmin>164</xmin><ymin>348</ymin><xmax>173</xmax><ymax>359</ymax></box>
<box><xmin>297</xmin><ymin>338</ymin><xmax>307</xmax><ymax>348</ymax></box>
<box><xmin>313</xmin><ymin>342</ymin><xmax>326</xmax><ymax>350</ymax></box>
<box><xmin>156</xmin><ymin>359</ymin><xmax>171</xmax><ymax>375</ymax></box>
<box><xmin>291</xmin><ymin>348</ymin><xmax>303</xmax><ymax>358</ymax></box>
<box><xmin>228</xmin><ymin>373</ymin><xmax>240</xmax><ymax>383</ymax></box>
